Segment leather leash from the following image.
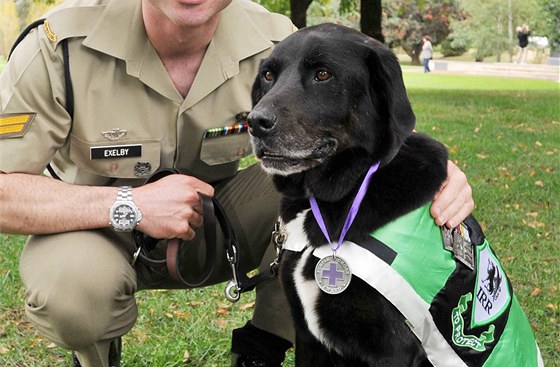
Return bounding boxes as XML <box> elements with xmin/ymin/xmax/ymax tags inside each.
<box><xmin>131</xmin><ymin>169</ymin><xmax>280</xmax><ymax>301</ymax></box>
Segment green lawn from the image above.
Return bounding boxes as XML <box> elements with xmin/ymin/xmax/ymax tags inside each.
<box><xmin>1</xmin><ymin>73</ymin><xmax>559</xmax><ymax>366</ymax></box>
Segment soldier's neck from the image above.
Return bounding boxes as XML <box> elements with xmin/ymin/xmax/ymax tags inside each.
<box><xmin>143</xmin><ymin>3</ymin><xmax>220</xmax><ymax>98</ymax></box>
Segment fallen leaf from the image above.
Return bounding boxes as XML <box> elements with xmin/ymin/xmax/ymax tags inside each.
<box><xmin>535</xmin><ymin>141</ymin><xmax>542</xmax><ymax>147</ymax></box>
<box><xmin>534</xmin><ymin>181</ymin><xmax>544</xmax><ymax>187</ymax></box>
<box><xmin>239</xmin><ymin>302</ymin><xmax>255</xmax><ymax>311</ymax></box>
<box><xmin>526</xmin><ymin>212</ymin><xmax>538</xmax><ymax>218</ymax></box>
<box><xmin>530</xmin><ymin>288</ymin><xmax>542</xmax><ymax>297</ymax></box>
<box><xmin>476</xmin><ymin>153</ymin><xmax>488</xmax><ymax>159</ymax></box>
<box><xmin>164</xmin><ymin>312</ymin><xmax>174</xmax><ymax>318</ymax></box>
<box><xmin>173</xmin><ymin>311</ymin><xmax>190</xmax><ymax>319</ymax></box>
<box><xmin>217</xmin><ymin>319</ymin><xmax>229</xmax><ymax>329</ymax></box>
<box><xmin>216</xmin><ymin>309</ymin><xmax>230</xmax><ymax>316</ymax></box>
<box><xmin>187</xmin><ymin>301</ymin><xmax>204</xmax><ymax>307</ymax></box>
<box><xmin>448</xmin><ymin>145</ymin><xmax>460</xmax><ymax>155</ymax></box>
<box><xmin>523</xmin><ymin>220</ymin><xmax>545</xmax><ymax>229</ymax></box>
<box><xmin>216</xmin><ymin>301</ymin><xmax>231</xmax><ymax>309</ymax></box>
<box><xmin>545</xmin><ymin>304</ymin><xmax>558</xmax><ymax>312</ymax></box>
<box><xmin>0</xmin><ymin>346</ymin><xmax>9</xmax><ymax>354</ymax></box>
<box><xmin>183</xmin><ymin>349</ymin><xmax>191</xmax><ymax>364</ymax></box>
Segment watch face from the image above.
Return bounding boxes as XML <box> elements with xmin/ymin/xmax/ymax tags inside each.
<box><xmin>111</xmin><ymin>203</ymin><xmax>138</xmax><ymax>230</ymax></box>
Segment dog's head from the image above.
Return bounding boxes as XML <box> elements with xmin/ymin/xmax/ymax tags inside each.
<box><xmin>248</xmin><ymin>24</ymin><xmax>415</xmax><ymax>197</ymax></box>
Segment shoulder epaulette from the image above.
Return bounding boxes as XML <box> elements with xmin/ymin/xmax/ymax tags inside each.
<box><xmin>43</xmin><ymin>5</ymin><xmax>106</xmax><ymax>48</ymax></box>
<box><xmin>244</xmin><ymin>9</ymin><xmax>295</xmax><ymax>42</ymax></box>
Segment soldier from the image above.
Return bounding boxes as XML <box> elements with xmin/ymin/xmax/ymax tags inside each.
<box><xmin>0</xmin><ymin>0</ymin><xmax>474</xmax><ymax>366</ymax></box>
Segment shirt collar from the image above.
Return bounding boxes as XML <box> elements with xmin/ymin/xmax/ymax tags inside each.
<box><xmin>82</xmin><ymin>0</ymin><xmax>275</xmax><ymax>105</ymax></box>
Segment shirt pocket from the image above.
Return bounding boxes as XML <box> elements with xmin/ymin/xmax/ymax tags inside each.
<box><xmin>69</xmin><ymin>134</ymin><xmax>161</xmax><ymax>179</ymax></box>
<box><xmin>199</xmin><ymin>129</ymin><xmax>252</xmax><ymax>166</ymax></box>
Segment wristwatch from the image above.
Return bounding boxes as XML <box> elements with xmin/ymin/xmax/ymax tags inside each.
<box><xmin>109</xmin><ymin>186</ymin><xmax>142</xmax><ymax>232</ymax></box>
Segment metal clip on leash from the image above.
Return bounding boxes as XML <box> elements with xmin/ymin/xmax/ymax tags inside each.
<box><xmin>225</xmin><ymin>246</ymin><xmax>241</xmax><ymax>302</ymax></box>
<box><xmin>224</xmin><ymin>220</ymin><xmax>286</xmax><ymax>303</ymax></box>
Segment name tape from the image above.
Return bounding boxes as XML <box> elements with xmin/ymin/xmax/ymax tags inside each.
<box><xmin>90</xmin><ymin>144</ymin><xmax>142</xmax><ymax>160</ymax></box>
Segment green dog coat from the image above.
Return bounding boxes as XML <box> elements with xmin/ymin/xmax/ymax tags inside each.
<box><xmin>298</xmin><ymin>204</ymin><xmax>543</xmax><ymax>366</ymax></box>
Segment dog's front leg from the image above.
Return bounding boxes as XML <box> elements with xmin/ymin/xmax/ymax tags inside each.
<box><xmin>294</xmin><ymin>331</ymin><xmax>335</xmax><ymax>367</ymax></box>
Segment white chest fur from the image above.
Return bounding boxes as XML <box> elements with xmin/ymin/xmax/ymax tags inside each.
<box><xmin>293</xmin><ymin>247</ymin><xmax>340</xmax><ymax>352</ymax></box>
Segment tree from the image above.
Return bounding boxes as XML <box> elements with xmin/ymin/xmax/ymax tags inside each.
<box><xmin>383</xmin><ymin>0</ymin><xmax>465</xmax><ymax>65</ymax></box>
<box><xmin>266</xmin><ymin>0</ymin><xmax>385</xmax><ymax>43</ymax></box>
<box><xmin>360</xmin><ymin>0</ymin><xmax>384</xmax><ymax>42</ymax></box>
<box><xmin>538</xmin><ymin>0</ymin><xmax>560</xmax><ymax>56</ymax></box>
<box><xmin>1</xmin><ymin>0</ymin><xmax>20</xmax><ymax>58</ymax></box>
<box><xmin>448</xmin><ymin>0</ymin><xmax>540</xmax><ymax>62</ymax></box>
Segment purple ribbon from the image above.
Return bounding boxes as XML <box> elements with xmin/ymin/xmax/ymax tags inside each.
<box><xmin>309</xmin><ymin>162</ymin><xmax>380</xmax><ymax>253</ymax></box>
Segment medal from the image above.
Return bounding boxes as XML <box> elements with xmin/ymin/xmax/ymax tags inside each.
<box><xmin>440</xmin><ymin>224</ymin><xmax>475</xmax><ymax>270</ymax></box>
<box><xmin>309</xmin><ymin>162</ymin><xmax>380</xmax><ymax>294</ymax></box>
<box><xmin>315</xmin><ymin>254</ymin><xmax>352</xmax><ymax>294</ymax></box>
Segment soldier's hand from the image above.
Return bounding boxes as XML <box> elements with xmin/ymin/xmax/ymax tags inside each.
<box><xmin>134</xmin><ymin>174</ymin><xmax>214</xmax><ymax>240</ymax></box>
<box><xmin>430</xmin><ymin>160</ymin><xmax>474</xmax><ymax>228</ymax></box>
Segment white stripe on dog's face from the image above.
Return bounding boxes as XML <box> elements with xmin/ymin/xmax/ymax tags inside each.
<box><xmin>294</xmin><ymin>247</ymin><xmax>339</xmax><ymax>353</ymax></box>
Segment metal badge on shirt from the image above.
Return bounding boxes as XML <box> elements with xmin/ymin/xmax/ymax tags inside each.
<box><xmin>101</xmin><ymin>128</ymin><xmax>128</xmax><ymax>141</ymax></box>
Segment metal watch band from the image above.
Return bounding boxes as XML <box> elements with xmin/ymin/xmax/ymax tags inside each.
<box><xmin>117</xmin><ymin>186</ymin><xmax>133</xmax><ymax>201</ymax></box>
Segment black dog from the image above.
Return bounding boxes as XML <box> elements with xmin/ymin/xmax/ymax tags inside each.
<box><xmin>247</xmin><ymin>24</ymin><xmax>541</xmax><ymax>367</ymax></box>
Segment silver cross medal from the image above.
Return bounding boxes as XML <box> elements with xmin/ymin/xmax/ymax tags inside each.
<box><xmin>314</xmin><ymin>252</ymin><xmax>352</xmax><ymax>295</ymax></box>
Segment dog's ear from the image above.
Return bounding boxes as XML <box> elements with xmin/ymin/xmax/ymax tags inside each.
<box><xmin>363</xmin><ymin>39</ymin><xmax>415</xmax><ymax>164</ymax></box>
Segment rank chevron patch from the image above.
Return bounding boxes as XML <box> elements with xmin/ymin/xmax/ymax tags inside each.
<box><xmin>0</xmin><ymin>113</ymin><xmax>36</xmax><ymax>139</ymax></box>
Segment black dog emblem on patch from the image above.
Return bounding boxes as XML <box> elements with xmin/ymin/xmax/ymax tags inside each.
<box><xmin>483</xmin><ymin>260</ymin><xmax>503</xmax><ymax>301</ymax></box>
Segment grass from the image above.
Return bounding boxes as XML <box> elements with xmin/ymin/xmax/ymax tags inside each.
<box><xmin>1</xmin><ymin>73</ymin><xmax>559</xmax><ymax>366</ymax></box>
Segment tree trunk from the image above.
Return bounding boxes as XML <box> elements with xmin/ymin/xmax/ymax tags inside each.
<box><xmin>406</xmin><ymin>44</ymin><xmax>422</xmax><ymax>65</ymax></box>
<box><xmin>360</xmin><ymin>0</ymin><xmax>384</xmax><ymax>43</ymax></box>
<box><xmin>290</xmin><ymin>0</ymin><xmax>313</xmax><ymax>28</ymax></box>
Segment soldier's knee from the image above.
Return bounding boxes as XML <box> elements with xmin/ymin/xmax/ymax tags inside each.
<box><xmin>24</xmin><ymin>271</ymin><xmax>137</xmax><ymax>349</ymax></box>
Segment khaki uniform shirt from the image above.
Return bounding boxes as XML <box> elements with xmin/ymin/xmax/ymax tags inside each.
<box><xmin>0</xmin><ymin>0</ymin><xmax>295</xmax><ymax>185</ymax></box>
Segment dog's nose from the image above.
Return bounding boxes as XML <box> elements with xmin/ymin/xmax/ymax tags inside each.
<box><xmin>247</xmin><ymin>109</ymin><xmax>277</xmax><ymax>137</ymax></box>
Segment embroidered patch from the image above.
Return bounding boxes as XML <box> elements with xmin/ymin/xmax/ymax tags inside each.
<box><xmin>452</xmin><ymin>293</ymin><xmax>495</xmax><ymax>351</ymax></box>
<box><xmin>0</xmin><ymin>113</ymin><xmax>36</xmax><ymax>139</ymax></box>
<box><xmin>90</xmin><ymin>144</ymin><xmax>142</xmax><ymax>160</ymax></box>
<box><xmin>471</xmin><ymin>242</ymin><xmax>511</xmax><ymax>327</ymax></box>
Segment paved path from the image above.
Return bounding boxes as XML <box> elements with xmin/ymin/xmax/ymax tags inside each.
<box><xmin>428</xmin><ymin>60</ymin><xmax>560</xmax><ymax>82</ymax></box>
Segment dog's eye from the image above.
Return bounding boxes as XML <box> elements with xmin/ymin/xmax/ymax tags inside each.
<box><xmin>315</xmin><ymin>70</ymin><xmax>332</xmax><ymax>82</ymax></box>
<box><xmin>263</xmin><ymin>70</ymin><xmax>274</xmax><ymax>82</ymax></box>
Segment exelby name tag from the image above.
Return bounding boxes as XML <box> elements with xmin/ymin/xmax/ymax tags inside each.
<box><xmin>90</xmin><ymin>144</ymin><xmax>142</xmax><ymax>160</ymax></box>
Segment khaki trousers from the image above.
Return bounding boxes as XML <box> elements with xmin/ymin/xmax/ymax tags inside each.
<box><xmin>19</xmin><ymin>164</ymin><xmax>294</xmax><ymax>367</ymax></box>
